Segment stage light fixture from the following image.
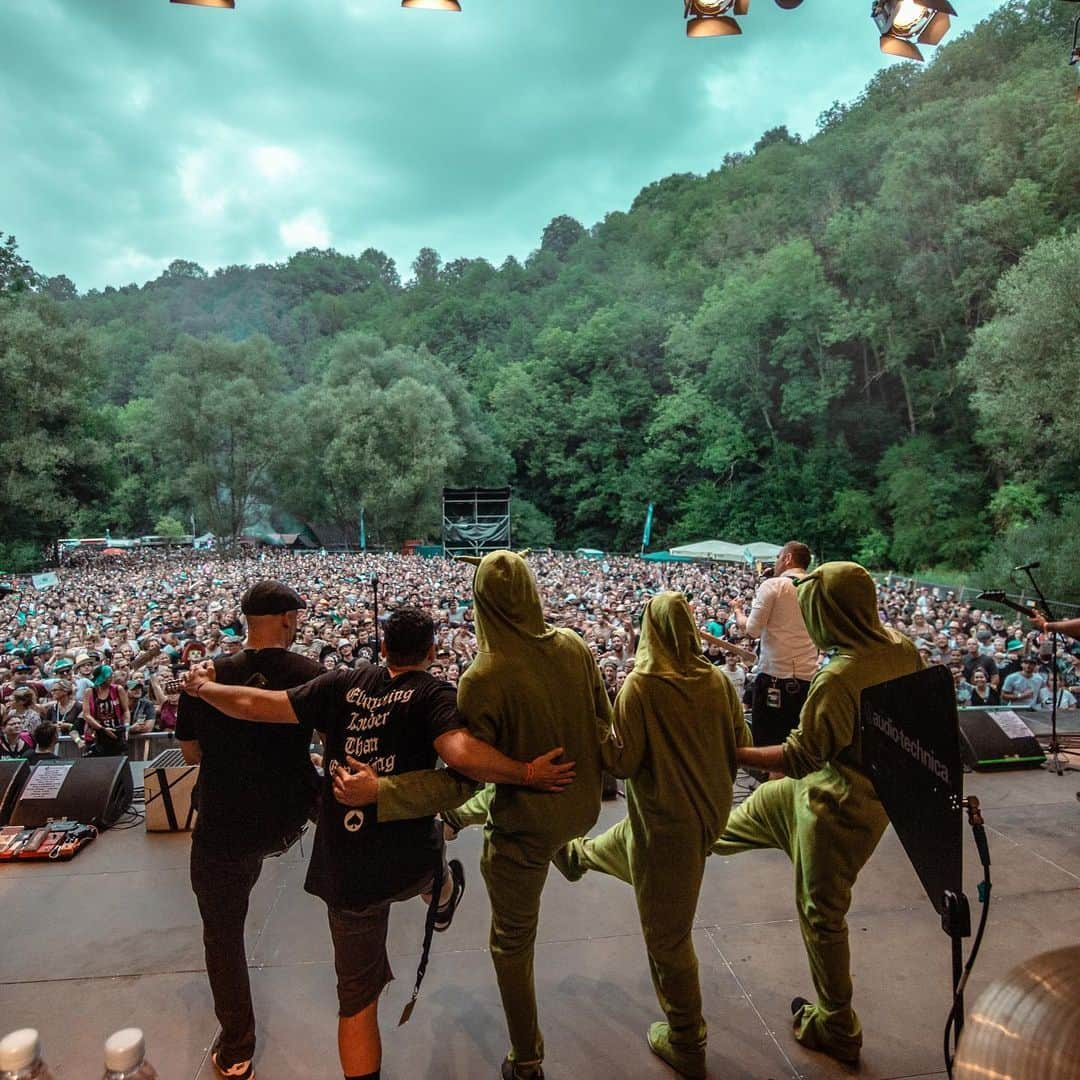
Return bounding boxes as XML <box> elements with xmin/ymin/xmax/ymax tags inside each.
<box><xmin>402</xmin><ymin>0</ymin><xmax>462</xmax><ymax>9</ymax></box>
<box><xmin>170</xmin><ymin>0</ymin><xmax>235</xmax><ymax>7</ymax></box>
<box><xmin>872</xmin><ymin>0</ymin><xmax>955</xmax><ymax>61</ymax></box>
<box><xmin>684</xmin><ymin>0</ymin><xmax>748</xmax><ymax>38</ymax></box>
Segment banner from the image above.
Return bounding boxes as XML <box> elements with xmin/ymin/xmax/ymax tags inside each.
<box><xmin>641</xmin><ymin>502</ymin><xmax>654</xmax><ymax>552</ymax></box>
<box><xmin>31</xmin><ymin>572</ymin><xmax>59</xmax><ymax>590</ymax></box>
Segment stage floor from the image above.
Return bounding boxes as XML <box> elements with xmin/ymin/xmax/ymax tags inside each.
<box><xmin>2</xmin><ymin>765</ymin><xmax>1078</xmax><ymax>1080</ymax></box>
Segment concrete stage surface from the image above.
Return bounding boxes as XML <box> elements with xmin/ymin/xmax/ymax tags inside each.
<box><xmin>2</xmin><ymin>766</ymin><xmax>1078</xmax><ymax>1080</ymax></box>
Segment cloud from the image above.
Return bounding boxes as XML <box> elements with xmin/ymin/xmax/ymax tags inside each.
<box><xmin>280</xmin><ymin>209</ymin><xmax>330</xmax><ymax>249</ymax></box>
<box><xmin>252</xmin><ymin>145</ymin><xmax>301</xmax><ymax>180</ymax></box>
<box><xmin>0</xmin><ymin>0</ymin><xmax>1007</xmax><ymax>291</ymax></box>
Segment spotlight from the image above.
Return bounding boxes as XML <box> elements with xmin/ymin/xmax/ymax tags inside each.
<box><xmin>170</xmin><ymin>0</ymin><xmax>235</xmax><ymax>7</ymax></box>
<box><xmin>872</xmin><ymin>0</ymin><xmax>956</xmax><ymax>61</ymax></box>
<box><xmin>402</xmin><ymin>0</ymin><xmax>462</xmax><ymax>9</ymax></box>
<box><xmin>684</xmin><ymin>0</ymin><xmax>749</xmax><ymax>38</ymax></box>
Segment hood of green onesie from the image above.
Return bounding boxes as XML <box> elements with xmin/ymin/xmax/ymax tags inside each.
<box><xmin>634</xmin><ymin>592</ymin><xmax>714</xmax><ymax>679</ymax></box>
<box><xmin>472</xmin><ymin>550</ymin><xmax>554</xmax><ymax>652</ymax></box>
<box><xmin>796</xmin><ymin>561</ymin><xmax>895</xmax><ymax>657</ymax></box>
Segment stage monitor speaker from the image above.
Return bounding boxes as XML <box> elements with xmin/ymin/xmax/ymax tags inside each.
<box><xmin>0</xmin><ymin>758</ymin><xmax>30</xmax><ymax>825</ymax></box>
<box><xmin>10</xmin><ymin>757</ymin><xmax>134</xmax><ymax>829</ymax></box>
<box><xmin>958</xmin><ymin>709</ymin><xmax>1045</xmax><ymax>771</ymax></box>
<box><xmin>144</xmin><ymin>748</ymin><xmax>198</xmax><ymax>832</ymax></box>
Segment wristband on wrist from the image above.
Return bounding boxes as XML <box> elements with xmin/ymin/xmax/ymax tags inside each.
<box><xmin>524</xmin><ymin>761</ymin><xmax>535</xmax><ymax>785</ymax></box>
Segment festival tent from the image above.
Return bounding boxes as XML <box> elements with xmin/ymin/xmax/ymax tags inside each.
<box><xmin>743</xmin><ymin>542</ymin><xmax>783</xmax><ymax>564</ymax></box>
<box><xmin>640</xmin><ymin>551</ymin><xmax>695</xmax><ymax>563</ymax></box>
<box><xmin>669</xmin><ymin>540</ymin><xmax>745</xmax><ymax>563</ymax></box>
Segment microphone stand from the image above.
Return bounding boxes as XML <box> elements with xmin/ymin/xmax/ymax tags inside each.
<box><xmin>1019</xmin><ymin>566</ymin><xmax>1070</xmax><ymax>776</ymax></box>
<box><xmin>371</xmin><ymin>574</ymin><xmax>380</xmax><ymax>666</ymax></box>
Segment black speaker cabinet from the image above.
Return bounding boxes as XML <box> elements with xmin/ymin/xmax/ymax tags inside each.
<box><xmin>0</xmin><ymin>758</ymin><xmax>30</xmax><ymax>825</ymax></box>
<box><xmin>10</xmin><ymin>757</ymin><xmax>134</xmax><ymax>829</ymax></box>
<box><xmin>958</xmin><ymin>709</ymin><xmax>1045</xmax><ymax>771</ymax></box>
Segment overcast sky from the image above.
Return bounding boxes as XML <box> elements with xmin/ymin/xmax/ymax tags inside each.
<box><xmin>2</xmin><ymin>0</ymin><xmax>1002</xmax><ymax>291</ymax></box>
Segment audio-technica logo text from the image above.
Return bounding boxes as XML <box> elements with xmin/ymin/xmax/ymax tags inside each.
<box><xmin>868</xmin><ymin>710</ymin><xmax>951</xmax><ymax>782</ymax></box>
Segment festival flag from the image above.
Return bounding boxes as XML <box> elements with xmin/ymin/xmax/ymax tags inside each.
<box><xmin>359</xmin><ymin>507</ymin><xmax>367</xmax><ymax>551</ymax></box>
<box><xmin>641</xmin><ymin>502</ymin><xmax>654</xmax><ymax>552</ymax></box>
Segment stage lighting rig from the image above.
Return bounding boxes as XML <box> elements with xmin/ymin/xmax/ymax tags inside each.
<box><xmin>170</xmin><ymin>0</ymin><xmax>235</xmax><ymax>7</ymax></box>
<box><xmin>402</xmin><ymin>0</ymin><xmax>462</xmax><ymax>9</ymax></box>
<box><xmin>872</xmin><ymin>0</ymin><xmax>955</xmax><ymax>61</ymax></box>
<box><xmin>684</xmin><ymin>0</ymin><xmax>749</xmax><ymax>38</ymax></box>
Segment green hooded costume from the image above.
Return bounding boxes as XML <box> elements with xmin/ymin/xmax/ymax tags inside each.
<box><xmin>710</xmin><ymin>561</ymin><xmax>921</xmax><ymax>1064</ymax></box>
<box><xmin>553</xmin><ymin>592</ymin><xmax>750</xmax><ymax>1079</ymax></box>
<box><xmin>372</xmin><ymin>551</ymin><xmax>613</xmax><ymax>1075</ymax></box>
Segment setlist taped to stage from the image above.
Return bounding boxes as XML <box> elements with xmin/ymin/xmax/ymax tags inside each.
<box><xmin>21</xmin><ymin>765</ymin><xmax>70</xmax><ymax>800</ymax></box>
<box><xmin>991</xmin><ymin>710</ymin><xmax>1034</xmax><ymax>740</ymax></box>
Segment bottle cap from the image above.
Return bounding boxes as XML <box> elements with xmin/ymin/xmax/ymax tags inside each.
<box><xmin>104</xmin><ymin>1028</ymin><xmax>145</xmax><ymax>1072</ymax></box>
<box><xmin>0</xmin><ymin>1029</ymin><xmax>41</xmax><ymax>1072</ymax></box>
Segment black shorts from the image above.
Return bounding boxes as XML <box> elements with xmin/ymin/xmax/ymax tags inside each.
<box><xmin>326</xmin><ymin>863</ymin><xmax>446</xmax><ymax>1017</ymax></box>
<box><xmin>750</xmin><ymin>672</ymin><xmax>810</xmax><ymax>747</ymax></box>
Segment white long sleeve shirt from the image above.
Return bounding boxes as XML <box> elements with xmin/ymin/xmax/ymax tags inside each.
<box><xmin>745</xmin><ymin>570</ymin><xmax>818</xmax><ymax>681</ymax></box>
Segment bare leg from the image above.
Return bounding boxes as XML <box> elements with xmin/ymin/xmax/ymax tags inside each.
<box><xmin>339</xmin><ymin>997</ymin><xmax>381</xmax><ymax>1078</ymax></box>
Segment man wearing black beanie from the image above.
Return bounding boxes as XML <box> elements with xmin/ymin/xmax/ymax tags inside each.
<box><xmin>178</xmin><ymin>579</ymin><xmax>320</xmax><ymax>1080</ymax></box>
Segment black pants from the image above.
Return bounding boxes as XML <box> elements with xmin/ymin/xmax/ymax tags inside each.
<box><xmin>750</xmin><ymin>672</ymin><xmax>811</xmax><ymax>747</ymax></box>
<box><xmin>190</xmin><ymin>839</ymin><xmax>265</xmax><ymax>1063</ymax></box>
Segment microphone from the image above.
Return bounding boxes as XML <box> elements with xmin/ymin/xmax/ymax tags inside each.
<box><xmin>1013</xmin><ymin>561</ymin><xmax>1041</xmax><ymax>572</ymax></box>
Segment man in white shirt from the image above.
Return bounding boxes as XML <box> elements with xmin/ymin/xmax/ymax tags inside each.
<box><xmin>734</xmin><ymin>542</ymin><xmax>818</xmax><ymax>749</ymax></box>
<box><xmin>720</xmin><ymin>652</ymin><xmax>747</xmax><ymax>697</ymax></box>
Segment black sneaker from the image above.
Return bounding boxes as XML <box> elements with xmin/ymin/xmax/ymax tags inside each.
<box><xmin>500</xmin><ymin>1057</ymin><xmax>544</xmax><ymax>1079</ymax></box>
<box><xmin>434</xmin><ymin>858</ymin><xmax>465</xmax><ymax>932</ymax></box>
<box><xmin>791</xmin><ymin>995</ymin><xmax>811</xmax><ymax>1018</ymax></box>
<box><xmin>211</xmin><ymin>1046</ymin><xmax>255</xmax><ymax>1079</ymax></box>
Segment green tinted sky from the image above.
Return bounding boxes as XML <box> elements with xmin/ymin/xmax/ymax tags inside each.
<box><xmin>2</xmin><ymin>0</ymin><xmax>1001</xmax><ymax>291</ymax></box>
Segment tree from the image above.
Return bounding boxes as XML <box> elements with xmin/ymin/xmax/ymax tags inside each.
<box><xmin>153</xmin><ymin>514</ymin><xmax>186</xmax><ymax>539</ymax></box>
<box><xmin>410</xmin><ymin>247</ymin><xmax>442</xmax><ymax>285</ymax></box>
<box><xmin>961</xmin><ymin>229</ymin><xmax>1080</xmax><ymax>485</ymax></box>
<box><xmin>0</xmin><ymin>233</ymin><xmax>39</xmax><ymax>295</ymax></box>
<box><xmin>540</xmin><ymin>215</ymin><xmax>586</xmax><ymax>261</ymax></box>
<box><xmin>149</xmin><ymin>335</ymin><xmax>287</xmax><ymax>540</ymax></box>
<box><xmin>0</xmin><ymin>298</ymin><xmax>109</xmax><ymax>546</ymax></box>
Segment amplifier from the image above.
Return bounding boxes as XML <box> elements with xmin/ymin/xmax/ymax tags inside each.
<box><xmin>959</xmin><ymin>708</ymin><xmax>1046</xmax><ymax>771</ymax></box>
<box><xmin>10</xmin><ymin>757</ymin><xmax>133</xmax><ymax>829</ymax></box>
<box><xmin>144</xmin><ymin>748</ymin><xmax>198</xmax><ymax>832</ymax></box>
<box><xmin>0</xmin><ymin>759</ymin><xmax>30</xmax><ymax>825</ymax></box>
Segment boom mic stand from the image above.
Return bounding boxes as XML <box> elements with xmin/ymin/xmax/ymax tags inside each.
<box><xmin>1018</xmin><ymin>565</ymin><xmax>1072</xmax><ymax>776</ymax></box>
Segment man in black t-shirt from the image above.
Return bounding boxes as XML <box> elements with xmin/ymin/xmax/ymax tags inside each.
<box><xmin>184</xmin><ymin>607</ymin><xmax>574</xmax><ymax>1080</ymax></box>
<box><xmin>177</xmin><ymin>579</ymin><xmax>320</xmax><ymax>1080</ymax></box>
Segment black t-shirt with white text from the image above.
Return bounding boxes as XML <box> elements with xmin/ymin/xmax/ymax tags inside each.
<box><xmin>287</xmin><ymin>664</ymin><xmax>464</xmax><ymax>910</ymax></box>
<box><xmin>176</xmin><ymin>648</ymin><xmax>322</xmax><ymax>856</ymax></box>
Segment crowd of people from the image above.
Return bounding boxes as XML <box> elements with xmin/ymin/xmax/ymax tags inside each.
<box><xmin>1</xmin><ymin>546</ymin><xmax>1076</xmax><ymax>758</ymax></box>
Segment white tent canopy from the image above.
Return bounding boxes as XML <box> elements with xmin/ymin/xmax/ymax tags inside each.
<box><xmin>743</xmin><ymin>542</ymin><xmax>783</xmax><ymax>563</ymax></box>
<box><xmin>669</xmin><ymin>540</ymin><xmax>746</xmax><ymax>563</ymax></box>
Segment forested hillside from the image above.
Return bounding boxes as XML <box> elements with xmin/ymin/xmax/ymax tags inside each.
<box><xmin>2</xmin><ymin>0</ymin><xmax>1079</xmax><ymax>591</ymax></box>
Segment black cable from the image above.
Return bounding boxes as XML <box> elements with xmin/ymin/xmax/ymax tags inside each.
<box><xmin>944</xmin><ymin>823</ymin><xmax>992</xmax><ymax>1078</ymax></box>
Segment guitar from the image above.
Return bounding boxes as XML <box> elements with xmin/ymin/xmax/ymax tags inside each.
<box><xmin>976</xmin><ymin>591</ymin><xmax>1047</xmax><ymax>621</ymax></box>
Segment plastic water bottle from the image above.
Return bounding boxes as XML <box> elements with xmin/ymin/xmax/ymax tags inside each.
<box><xmin>102</xmin><ymin>1029</ymin><xmax>158</xmax><ymax>1079</ymax></box>
<box><xmin>0</xmin><ymin>1029</ymin><xmax>54</xmax><ymax>1080</ymax></box>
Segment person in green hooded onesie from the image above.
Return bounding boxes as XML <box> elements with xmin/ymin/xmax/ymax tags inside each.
<box><xmin>551</xmin><ymin>591</ymin><xmax>751</xmax><ymax>1080</ymax></box>
<box><xmin>713</xmin><ymin>561</ymin><xmax>922</xmax><ymax>1066</ymax></box>
<box><xmin>351</xmin><ymin>551</ymin><xmax>614</xmax><ymax>1080</ymax></box>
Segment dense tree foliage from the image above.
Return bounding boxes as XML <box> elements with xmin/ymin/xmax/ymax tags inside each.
<box><xmin>1</xmin><ymin>0</ymin><xmax>1078</xmax><ymax>586</ymax></box>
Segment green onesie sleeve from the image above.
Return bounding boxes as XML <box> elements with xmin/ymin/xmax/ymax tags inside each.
<box><xmin>375</xmin><ymin>767</ymin><xmax>480</xmax><ymax>822</ymax></box>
